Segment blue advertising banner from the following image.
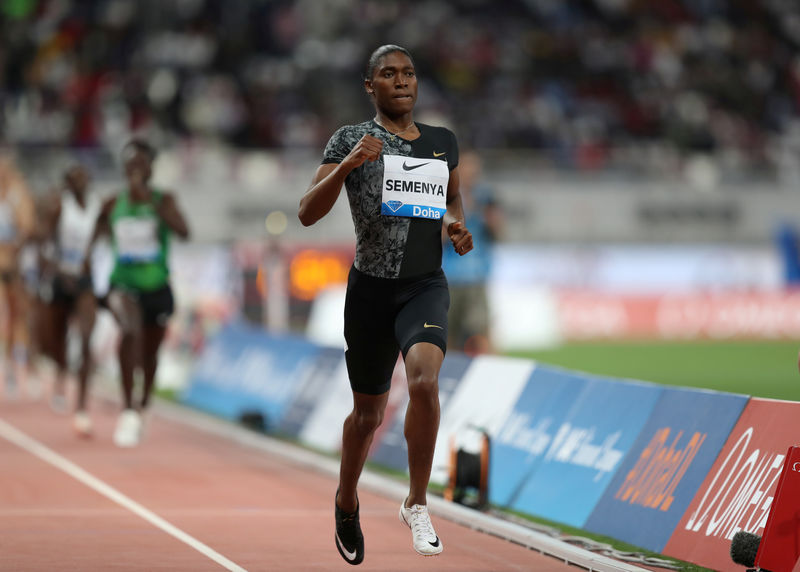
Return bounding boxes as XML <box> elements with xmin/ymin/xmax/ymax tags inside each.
<box><xmin>277</xmin><ymin>347</ymin><xmax>345</xmax><ymax>438</ymax></box>
<box><xmin>490</xmin><ymin>367</ymin><xmax>588</xmax><ymax>507</ymax></box>
<box><xmin>181</xmin><ymin>322</ymin><xmax>321</xmax><ymax>428</ymax></box>
<box><xmin>583</xmin><ymin>388</ymin><xmax>748</xmax><ymax>552</ymax></box>
<box><xmin>509</xmin><ymin>372</ymin><xmax>663</xmax><ymax>527</ymax></box>
<box><xmin>369</xmin><ymin>352</ymin><xmax>473</xmax><ymax>472</ymax></box>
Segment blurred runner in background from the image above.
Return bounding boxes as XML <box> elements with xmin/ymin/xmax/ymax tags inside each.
<box><xmin>0</xmin><ymin>155</ymin><xmax>36</xmax><ymax>399</ymax></box>
<box><xmin>18</xmin><ymin>188</ymin><xmax>59</xmax><ymax>401</ymax></box>
<box><xmin>88</xmin><ymin>140</ymin><xmax>189</xmax><ymax>447</ymax></box>
<box><xmin>42</xmin><ymin>164</ymin><xmax>100</xmax><ymax>435</ymax></box>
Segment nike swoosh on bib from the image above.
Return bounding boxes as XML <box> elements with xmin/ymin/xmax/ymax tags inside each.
<box><xmin>402</xmin><ymin>161</ymin><xmax>430</xmax><ymax>171</ymax></box>
<box><xmin>336</xmin><ymin>532</ymin><xmax>358</xmax><ymax>561</ymax></box>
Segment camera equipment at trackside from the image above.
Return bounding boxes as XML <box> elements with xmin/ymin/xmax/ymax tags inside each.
<box><xmin>444</xmin><ymin>427</ymin><xmax>490</xmax><ymax>510</ymax></box>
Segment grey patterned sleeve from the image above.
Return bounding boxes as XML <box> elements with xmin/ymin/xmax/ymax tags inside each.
<box><xmin>322</xmin><ymin>126</ymin><xmax>351</xmax><ymax>164</ymax></box>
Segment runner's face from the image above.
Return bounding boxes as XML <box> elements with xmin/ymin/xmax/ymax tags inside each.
<box><xmin>124</xmin><ymin>150</ymin><xmax>152</xmax><ymax>183</ymax></box>
<box><xmin>368</xmin><ymin>52</ymin><xmax>417</xmax><ymax>115</ymax></box>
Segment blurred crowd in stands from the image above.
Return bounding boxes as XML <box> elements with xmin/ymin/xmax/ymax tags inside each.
<box><xmin>2</xmin><ymin>0</ymin><xmax>799</xmax><ymax>174</ymax></box>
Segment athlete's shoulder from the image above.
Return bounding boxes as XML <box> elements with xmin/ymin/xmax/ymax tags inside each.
<box><xmin>329</xmin><ymin>121</ymin><xmax>375</xmax><ymax>140</ymax></box>
<box><xmin>417</xmin><ymin>123</ymin><xmax>458</xmax><ymax>147</ymax></box>
<box><xmin>417</xmin><ymin>123</ymin><xmax>459</xmax><ymax>168</ymax></box>
<box><xmin>149</xmin><ymin>187</ymin><xmax>170</xmax><ymax>200</ymax></box>
<box><xmin>416</xmin><ymin>123</ymin><xmax>455</xmax><ymax>137</ymax></box>
<box><xmin>323</xmin><ymin>121</ymin><xmax>375</xmax><ymax>163</ymax></box>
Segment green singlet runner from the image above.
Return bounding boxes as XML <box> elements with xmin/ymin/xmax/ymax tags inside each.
<box><xmin>108</xmin><ymin>189</ymin><xmax>171</xmax><ymax>292</ymax></box>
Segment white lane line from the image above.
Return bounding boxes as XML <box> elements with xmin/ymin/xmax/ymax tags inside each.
<box><xmin>0</xmin><ymin>417</ymin><xmax>247</xmax><ymax>572</ymax></box>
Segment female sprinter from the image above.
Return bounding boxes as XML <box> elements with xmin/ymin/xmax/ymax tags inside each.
<box><xmin>89</xmin><ymin>140</ymin><xmax>189</xmax><ymax>447</ymax></box>
<box><xmin>299</xmin><ymin>45</ymin><xmax>473</xmax><ymax>564</ymax></box>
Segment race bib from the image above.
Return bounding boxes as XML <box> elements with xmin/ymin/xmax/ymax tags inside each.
<box><xmin>381</xmin><ymin>155</ymin><xmax>448</xmax><ymax>220</ymax></box>
<box><xmin>114</xmin><ymin>217</ymin><xmax>159</xmax><ymax>262</ymax></box>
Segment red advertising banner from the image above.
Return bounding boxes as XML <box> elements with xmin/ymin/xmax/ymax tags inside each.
<box><xmin>558</xmin><ymin>292</ymin><xmax>800</xmax><ymax>340</ymax></box>
<box><xmin>756</xmin><ymin>445</ymin><xmax>800</xmax><ymax>572</ymax></box>
<box><xmin>663</xmin><ymin>399</ymin><xmax>800</xmax><ymax>571</ymax></box>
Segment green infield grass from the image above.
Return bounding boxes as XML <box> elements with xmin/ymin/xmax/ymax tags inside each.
<box><xmin>508</xmin><ymin>339</ymin><xmax>800</xmax><ymax>402</ymax></box>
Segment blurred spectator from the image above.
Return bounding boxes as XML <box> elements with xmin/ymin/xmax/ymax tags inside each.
<box><xmin>1</xmin><ymin>0</ymin><xmax>799</xmax><ymax>176</ymax></box>
<box><xmin>442</xmin><ymin>150</ymin><xmax>503</xmax><ymax>355</ymax></box>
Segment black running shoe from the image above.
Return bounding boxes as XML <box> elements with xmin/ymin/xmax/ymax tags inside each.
<box><xmin>334</xmin><ymin>490</ymin><xmax>364</xmax><ymax>565</ymax></box>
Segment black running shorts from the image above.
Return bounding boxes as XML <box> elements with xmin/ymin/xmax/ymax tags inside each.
<box><xmin>51</xmin><ymin>273</ymin><xmax>94</xmax><ymax>308</ymax></box>
<box><xmin>138</xmin><ymin>284</ymin><xmax>175</xmax><ymax>326</ymax></box>
<box><xmin>343</xmin><ymin>265</ymin><xmax>449</xmax><ymax>395</ymax></box>
<box><xmin>110</xmin><ymin>283</ymin><xmax>175</xmax><ymax>327</ymax></box>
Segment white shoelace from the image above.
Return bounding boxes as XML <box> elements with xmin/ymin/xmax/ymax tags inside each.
<box><xmin>406</xmin><ymin>505</ymin><xmax>437</xmax><ymax>541</ymax></box>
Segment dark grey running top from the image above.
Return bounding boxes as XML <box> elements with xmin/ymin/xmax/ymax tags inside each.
<box><xmin>322</xmin><ymin>120</ymin><xmax>459</xmax><ymax>279</ymax></box>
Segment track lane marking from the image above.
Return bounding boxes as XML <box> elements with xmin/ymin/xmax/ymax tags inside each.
<box><xmin>0</xmin><ymin>417</ymin><xmax>247</xmax><ymax>572</ymax></box>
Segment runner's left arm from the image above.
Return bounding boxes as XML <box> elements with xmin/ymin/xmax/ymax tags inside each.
<box><xmin>156</xmin><ymin>192</ymin><xmax>190</xmax><ymax>240</ymax></box>
<box><xmin>443</xmin><ymin>166</ymin><xmax>472</xmax><ymax>256</ymax></box>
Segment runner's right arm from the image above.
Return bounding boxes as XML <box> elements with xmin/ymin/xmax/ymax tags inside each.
<box><xmin>298</xmin><ymin>134</ymin><xmax>383</xmax><ymax>226</ymax></box>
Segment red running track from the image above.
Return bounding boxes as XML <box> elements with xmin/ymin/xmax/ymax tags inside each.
<box><xmin>0</xmin><ymin>390</ymin><xmax>631</xmax><ymax>572</ymax></box>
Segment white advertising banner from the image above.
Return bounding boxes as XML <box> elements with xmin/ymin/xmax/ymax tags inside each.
<box><xmin>430</xmin><ymin>355</ymin><xmax>535</xmax><ymax>484</ymax></box>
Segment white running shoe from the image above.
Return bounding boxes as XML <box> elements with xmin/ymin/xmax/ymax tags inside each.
<box><xmin>113</xmin><ymin>409</ymin><xmax>142</xmax><ymax>448</ymax></box>
<box><xmin>73</xmin><ymin>411</ymin><xmax>93</xmax><ymax>437</ymax></box>
<box><xmin>399</xmin><ymin>499</ymin><xmax>443</xmax><ymax>556</ymax></box>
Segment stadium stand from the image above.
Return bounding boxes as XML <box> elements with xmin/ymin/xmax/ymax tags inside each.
<box><xmin>2</xmin><ymin>0</ymin><xmax>799</xmax><ymax>177</ymax></box>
